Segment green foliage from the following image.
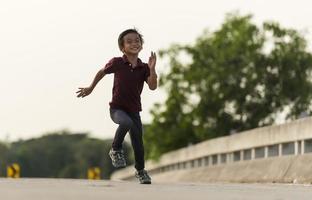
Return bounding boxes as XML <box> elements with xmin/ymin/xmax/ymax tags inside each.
<box><xmin>0</xmin><ymin>142</ymin><xmax>9</xmax><ymax>176</ymax></box>
<box><xmin>144</xmin><ymin>13</ymin><xmax>312</xmax><ymax>159</ymax></box>
<box><xmin>0</xmin><ymin>130</ymin><xmax>133</xmax><ymax>178</ymax></box>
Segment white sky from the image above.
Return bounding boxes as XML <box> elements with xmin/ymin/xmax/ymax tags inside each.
<box><xmin>1</xmin><ymin>0</ymin><xmax>312</xmax><ymax>142</ymax></box>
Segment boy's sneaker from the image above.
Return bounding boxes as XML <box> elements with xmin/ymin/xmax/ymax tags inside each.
<box><xmin>135</xmin><ymin>170</ymin><xmax>151</xmax><ymax>184</ymax></box>
<box><xmin>109</xmin><ymin>149</ymin><xmax>126</xmax><ymax>168</ymax></box>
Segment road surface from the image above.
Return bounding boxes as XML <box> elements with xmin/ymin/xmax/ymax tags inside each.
<box><xmin>0</xmin><ymin>178</ymin><xmax>311</xmax><ymax>200</ymax></box>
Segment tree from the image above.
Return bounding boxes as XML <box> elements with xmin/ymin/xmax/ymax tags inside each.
<box><xmin>144</xmin><ymin>13</ymin><xmax>312</xmax><ymax>159</ymax></box>
<box><xmin>0</xmin><ymin>142</ymin><xmax>9</xmax><ymax>177</ymax></box>
<box><xmin>3</xmin><ymin>131</ymin><xmax>133</xmax><ymax>179</ymax></box>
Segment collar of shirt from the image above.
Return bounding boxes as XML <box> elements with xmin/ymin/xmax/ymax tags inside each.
<box><xmin>122</xmin><ymin>54</ymin><xmax>145</xmax><ymax>67</ymax></box>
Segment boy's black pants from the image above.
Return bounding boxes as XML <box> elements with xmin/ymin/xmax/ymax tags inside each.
<box><xmin>110</xmin><ymin>108</ymin><xmax>145</xmax><ymax>171</ymax></box>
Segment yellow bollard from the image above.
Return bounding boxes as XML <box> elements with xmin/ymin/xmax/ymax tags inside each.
<box><xmin>87</xmin><ymin>167</ymin><xmax>101</xmax><ymax>180</ymax></box>
<box><xmin>7</xmin><ymin>163</ymin><xmax>20</xmax><ymax>178</ymax></box>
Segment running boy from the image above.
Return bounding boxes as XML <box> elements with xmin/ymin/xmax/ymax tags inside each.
<box><xmin>76</xmin><ymin>29</ymin><xmax>157</xmax><ymax>184</ymax></box>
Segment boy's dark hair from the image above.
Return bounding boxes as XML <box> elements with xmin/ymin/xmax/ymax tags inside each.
<box><xmin>118</xmin><ymin>29</ymin><xmax>144</xmax><ymax>51</ymax></box>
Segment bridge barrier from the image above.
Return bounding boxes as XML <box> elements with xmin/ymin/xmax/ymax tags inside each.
<box><xmin>111</xmin><ymin>117</ymin><xmax>312</xmax><ymax>184</ymax></box>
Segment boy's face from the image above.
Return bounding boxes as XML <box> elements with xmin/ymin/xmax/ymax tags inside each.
<box><xmin>121</xmin><ymin>33</ymin><xmax>142</xmax><ymax>55</ymax></box>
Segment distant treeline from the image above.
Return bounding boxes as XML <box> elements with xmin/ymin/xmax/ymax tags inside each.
<box><xmin>0</xmin><ymin>131</ymin><xmax>133</xmax><ymax>179</ymax></box>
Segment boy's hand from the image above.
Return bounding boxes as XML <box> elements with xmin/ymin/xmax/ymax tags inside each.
<box><xmin>148</xmin><ymin>51</ymin><xmax>157</xmax><ymax>71</ymax></box>
<box><xmin>76</xmin><ymin>87</ymin><xmax>93</xmax><ymax>98</ymax></box>
<box><xmin>147</xmin><ymin>51</ymin><xmax>158</xmax><ymax>90</ymax></box>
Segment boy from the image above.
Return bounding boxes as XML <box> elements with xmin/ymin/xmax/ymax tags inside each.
<box><xmin>76</xmin><ymin>29</ymin><xmax>157</xmax><ymax>184</ymax></box>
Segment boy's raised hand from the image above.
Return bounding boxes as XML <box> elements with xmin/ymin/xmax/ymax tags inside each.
<box><xmin>148</xmin><ymin>51</ymin><xmax>157</xmax><ymax>70</ymax></box>
<box><xmin>76</xmin><ymin>87</ymin><xmax>93</xmax><ymax>98</ymax></box>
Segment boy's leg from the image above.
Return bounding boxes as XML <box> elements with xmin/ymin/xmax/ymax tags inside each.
<box><xmin>129</xmin><ymin>113</ymin><xmax>151</xmax><ymax>184</ymax></box>
<box><xmin>109</xmin><ymin>108</ymin><xmax>134</xmax><ymax>150</ymax></box>
<box><xmin>128</xmin><ymin>112</ymin><xmax>145</xmax><ymax>171</ymax></box>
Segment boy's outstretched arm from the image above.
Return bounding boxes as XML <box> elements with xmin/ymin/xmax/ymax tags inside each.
<box><xmin>147</xmin><ymin>51</ymin><xmax>158</xmax><ymax>90</ymax></box>
<box><xmin>76</xmin><ymin>68</ymin><xmax>106</xmax><ymax>98</ymax></box>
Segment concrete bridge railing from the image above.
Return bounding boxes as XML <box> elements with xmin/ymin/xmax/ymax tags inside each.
<box><xmin>111</xmin><ymin>117</ymin><xmax>312</xmax><ymax>183</ymax></box>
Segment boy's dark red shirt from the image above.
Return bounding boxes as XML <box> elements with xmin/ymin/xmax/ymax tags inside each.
<box><xmin>103</xmin><ymin>55</ymin><xmax>150</xmax><ymax>112</ymax></box>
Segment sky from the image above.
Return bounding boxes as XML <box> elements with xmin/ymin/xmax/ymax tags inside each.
<box><xmin>1</xmin><ymin>0</ymin><xmax>312</xmax><ymax>142</ymax></box>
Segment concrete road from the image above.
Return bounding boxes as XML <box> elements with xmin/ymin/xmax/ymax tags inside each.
<box><xmin>0</xmin><ymin>178</ymin><xmax>311</xmax><ymax>200</ymax></box>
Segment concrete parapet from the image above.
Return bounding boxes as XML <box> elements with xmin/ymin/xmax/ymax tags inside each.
<box><xmin>111</xmin><ymin>117</ymin><xmax>312</xmax><ymax>183</ymax></box>
<box><xmin>151</xmin><ymin>154</ymin><xmax>312</xmax><ymax>184</ymax></box>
